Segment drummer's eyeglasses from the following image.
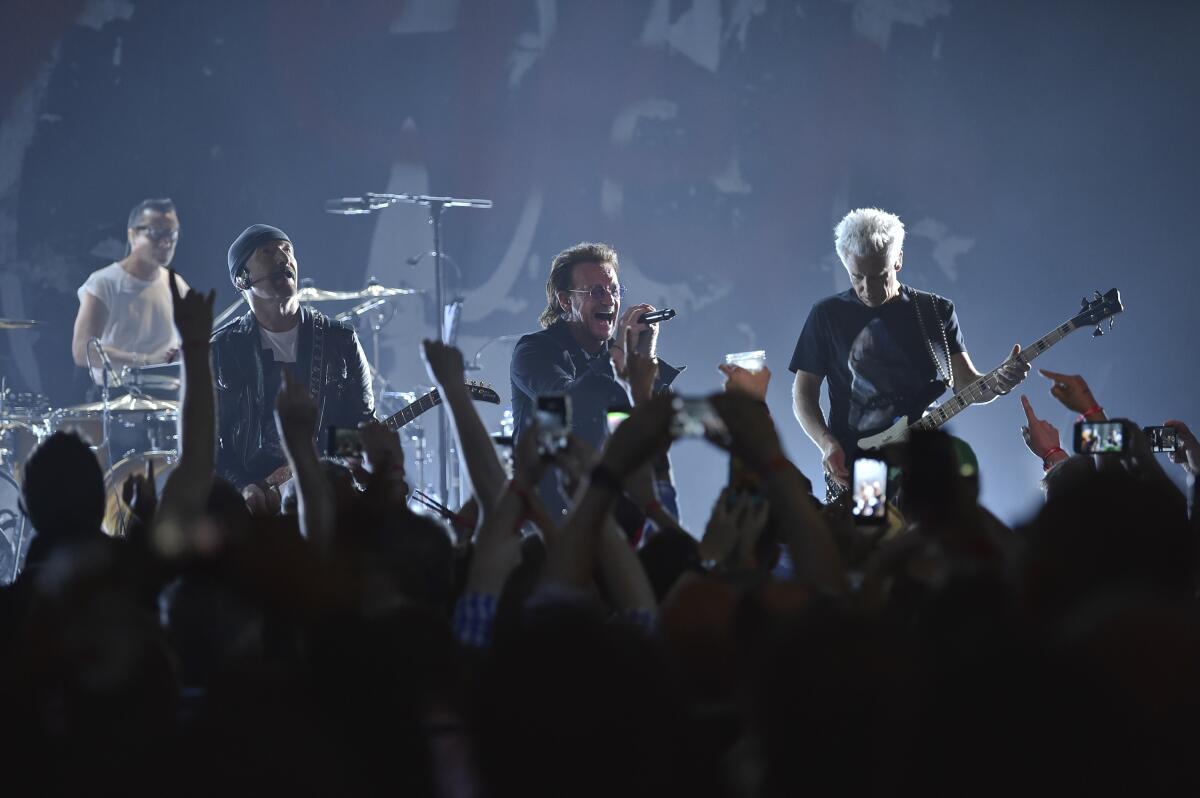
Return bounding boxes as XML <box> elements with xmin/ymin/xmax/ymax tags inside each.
<box><xmin>564</xmin><ymin>284</ymin><xmax>626</xmax><ymax>302</ymax></box>
<box><xmin>133</xmin><ymin>226</ymin><xmax>180</xmax><ymax>243</ymax></box>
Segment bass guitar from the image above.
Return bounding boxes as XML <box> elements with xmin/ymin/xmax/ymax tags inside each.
<box><xmin>826</xmin><ymin>289</ymin><xmax>1123</xmax><ymax>501</ymax></box>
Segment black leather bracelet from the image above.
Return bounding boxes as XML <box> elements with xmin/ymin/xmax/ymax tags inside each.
<box><xmin>589</xmin><ymin>463</ymin><xmax>624</xmax><ymax>493</ymax></box>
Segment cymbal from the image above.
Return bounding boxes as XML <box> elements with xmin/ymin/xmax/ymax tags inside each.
<box><xmin>0</xmin><ymin>318</ymin><xmax>39</xmax><ymax>330</ymax></box>
<box><xmin>62</xmin><ymin>394</ymin><xmax>178</xmax><ymax>413</ymax></box>
<box><xmin>296</xmin><ymin>284</ymin><xmax>419</xmax><ymax>302</ymax></box>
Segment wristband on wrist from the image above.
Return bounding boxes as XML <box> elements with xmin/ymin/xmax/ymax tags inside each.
<box><xmin>590</xmin><ymin>463</ymin><xmax>624</xmax><ymax>494</ymax></box>
<box><xmin>1079</xmin><ymin>404</ymin><xmax>1104</xmax><ymax>419</ymax></box>
<box><xmin>1042</xmin><ymin>446</ymin><xmax>1067</xmax><ymax>470</ymax></box>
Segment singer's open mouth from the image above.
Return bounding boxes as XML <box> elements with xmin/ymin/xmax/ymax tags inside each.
<box><xmin>594</xmin><ymin>311</ymin><xmax>615</xmax><ymax>322</ymax></box>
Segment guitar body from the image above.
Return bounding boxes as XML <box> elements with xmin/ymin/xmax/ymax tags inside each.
<box><xmin>856</xmin><ymin>417</ymin><xmax>912</xmax><ymax>451</ymax></box>
<box><xmin>854</xmin><ymin>379</ymin><xmax>949</xmax><ymax>452</ymax></box>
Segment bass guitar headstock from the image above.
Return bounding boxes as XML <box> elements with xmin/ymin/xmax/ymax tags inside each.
<box><xmin>1072</xmin><ymin>288</ymin><xmax>1123</xmax><ymax>337</ymax></box>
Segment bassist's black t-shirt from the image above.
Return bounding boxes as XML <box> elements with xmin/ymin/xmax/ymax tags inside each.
<box><xmin>789</xmin><ymin>285</ymin><xmax>966</xmax><ymax>455</ymax></box>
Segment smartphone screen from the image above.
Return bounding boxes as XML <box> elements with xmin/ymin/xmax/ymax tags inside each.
<box><xmin>1075</xmin><ymin>420</ymin><xmax>1126</xmax><ymax>454</ymax></box>
<box><xmin>535</xmin><ymin>394</ymin><xmax>571</xmax><ymax>455</ymax></box>
<box><xmin>1144</xmin><ymin>425</ymin><xmax>1178</xmax><ymax>453</ymax></box>
<box><xmin>606</xmin><ymin>407</ymin><xmax>630</xmax><ymax>435</ymax></box>
<box><xmin>850</xmin><ymin>457</ymin><xmax>888</xmax><ymax>525</ymax></box>
<box><xmin>326</xmin><ymin>426</ymin><xmax>363</xmax><ymax>458</ymax></box>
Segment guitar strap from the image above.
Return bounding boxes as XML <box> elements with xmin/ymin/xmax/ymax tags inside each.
<box><xmin>910</xmin><ymin>288</ymin><xmax>953</xmax><ymax>389</ymax></box>
<box><xmin>308</xmin><ymin>311</ymin><xmax>327</xmax><ymax>421</ymax></box>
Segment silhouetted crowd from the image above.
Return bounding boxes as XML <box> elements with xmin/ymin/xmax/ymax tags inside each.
<box><xmin>1</xmin><ymin>280</ymin><xmax>1197</xmax><ymax>797</ymax></box>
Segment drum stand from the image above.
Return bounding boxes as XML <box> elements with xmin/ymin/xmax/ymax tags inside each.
<box><xmin>325</xmin><ymin>192</ymin><xmax>492</xmax><ymax>506</ymax></box>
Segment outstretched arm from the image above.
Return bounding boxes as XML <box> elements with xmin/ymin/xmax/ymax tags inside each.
<box><xmin>276</xmin><ymin>369</ymin><xmax>335</xmax><ymax>550</ymax></box>
<box><xmin>792</xmin><ymin>369</ymin><xmax>847</xmax><ymax>486</ymax></box>
<box><xmin>158</xmin><ymin>271</ymin><xmax>217</xmax><ymax>526</ymax></box>
<box><xmin>422</xmin><ymin>340</ymin><xmax>508</xmax><ymax>515</ymax></box>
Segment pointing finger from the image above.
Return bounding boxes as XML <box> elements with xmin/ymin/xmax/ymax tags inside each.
<box><xmin>1020</xmin><ymin>394</ymin><xmax>1039</xmax><ymax>424</ymax></box>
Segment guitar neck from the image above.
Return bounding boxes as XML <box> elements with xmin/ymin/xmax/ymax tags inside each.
<box><xmin>912</xmin><ymin>319</ymin><xmax>1080</xmax><ymax>433</ymax></box>
<box><xmin>385</xmin><ymin>389</ymin><xmax>442</xmax><ymax>431</ymax></box>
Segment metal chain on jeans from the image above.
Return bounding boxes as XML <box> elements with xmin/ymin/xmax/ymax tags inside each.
<box><xmin>911</xmin><ymin>288</ymin><xmax>953</xmax><ymax>388</ymax></box>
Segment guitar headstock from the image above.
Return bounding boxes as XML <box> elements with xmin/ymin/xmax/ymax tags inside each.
<box><xmin>1071</xmin><ymin>288</ymin><xmax>1123</xmax><ymax>336</ymax></box>
<box><xmin>465</xmin><ymin>380</ymin><xmax>501</xmax><ymax>405</ymax></box>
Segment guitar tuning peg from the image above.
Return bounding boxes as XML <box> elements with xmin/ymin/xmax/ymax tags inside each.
<box><xmin>1108</xmin><ymin>317</ymin><xmax>1116</xmax><ymax>329</ymax></box>
<box><xmin>1093</xmin><ymin>324</ymin><xmax>1104</xmax><ymax>337</ymax></box>
<box><xmin>1080</xmin><ymin>296</ymin><xmax>1089</xmax><ymax>310</ymax></box>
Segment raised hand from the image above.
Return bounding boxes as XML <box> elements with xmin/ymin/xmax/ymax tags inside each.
<box><xmin>168</xmin><ymin>268</ymin><xmax>216</xmax><ymax>345</ymax></box>
<box><xmin>699</xmin><ymin>488</ymin><xmax>770</xmax><ymax>569</ymax></box>
<box><xmin>421</xmin><ymin>338</ymin><xmax>466</xmax><ymax>387</ymax></box>
<box><xmin>121</xmin><ymin>459</ymin><xmax>158</xmax><ymax>526</ymax></box>
<box><xmin>1020</xmin><ymin>394</ymin><xmax>1063</xmax><ymax>462</ymax></box>
<box><xmin>1039</xmin><ymin>368</ymin><xmax>1100</xmax><ymax>416</ymax></box>
<box><xmin>718</xmin><ymin>362</ymin><xmax>771</xmax><ymax>401</ymax></box>
<box><xmin>600</xmin><ymin>392</ymin><xmax>674</xmax><ymax>475</ymax></box>
<box><xmin>699</xmin><ymin>488</ymin><xmax>741</xmax><ymax>563</ymax></box>
<box><xmin>274</xmin><ymin>368</ymin><xmax>318</xmax><ymax>449</ymax></box>
<box><xmin>1164</xmin><ymin>419</ymin><xmax>1199</xmax><ymax>475</ymax></box>
<box><xmin>513</xmin><ymin>419</ymin><xmax>552</xmax><ymax>488</ymax></box>
<box><xmin>708</xmin><ymin>391</ymin><xmax>786</xmax><ymax>474</ymax></box>
<box><xmin>620</xmin><ymin>326</ymin><xmax>660</xmax><ymax>404</ymax></box>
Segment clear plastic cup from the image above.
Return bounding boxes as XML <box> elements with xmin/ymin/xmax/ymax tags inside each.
<box><xmin>724</xmin><ymin>350</ymin><xmax>767</xmax><ymax>372</ymax></box>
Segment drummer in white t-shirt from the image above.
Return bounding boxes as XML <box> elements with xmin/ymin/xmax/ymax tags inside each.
<box><xmin>71</xmin><ymin>198</ymin><xmax>190</xmax><ymax>386</ymax></box>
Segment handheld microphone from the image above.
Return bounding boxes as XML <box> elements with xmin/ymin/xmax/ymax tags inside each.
<box><xmin>639</xmin><ymin>308</ymin><xmax>677</xmax><ymax>325</ymax></box>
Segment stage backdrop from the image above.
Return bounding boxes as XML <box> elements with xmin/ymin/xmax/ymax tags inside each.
<box><xmin>3</xmin><ymin>0</ymin><xmax>1197</xmax><ymax>529</ymax></box>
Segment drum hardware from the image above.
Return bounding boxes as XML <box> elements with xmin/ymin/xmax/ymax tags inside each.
<box><xmin>466</xmin><ymin>334</ymin><xmax>525</xmax><ymax>372</ymax></box>
<box><xmin>51</xmin><ymin>395</ymin><xmax>179</xmax><ymax>467</ymax></box>
<box><xmin>0</xmin><ymin>469</ymin><xmax>30</xmax><ymax>585</ymax></box>
<box><xmin>213</xmin><ymin>296</ymin><xmax>247</xmax><ymax>330</ymax></box>
<box><xmin>325</xmin><ymin>191</ymin><xmax>492</xmax><ymax>506</ymax></box>
<box><xmin>124</xmin><ymin>360</ymin><xmax>182</xmax><ymax>394</ymax></box>
<box><xmin>101</xmin><ymin>450</ymin><xmax>177</xmax><ymax>537</ymax></box>
<box><xmin>296</xmin><ymin>281</ymin><xmax>420</xmax><ymax>303</ymax></box>
<box><xmin>0</xmin><ymin>384</ymin><xmax>52</xmax><ymax>479</ymax></box>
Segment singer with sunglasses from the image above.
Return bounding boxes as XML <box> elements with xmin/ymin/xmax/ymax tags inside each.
<box><xmin>210</xmin><ymin>224</ymin><xmax>375</xmax><ymax>514</ymax></box>
<box><xmin>510</xmin><ymin>242</ymin><xmax>683</xmax><ymax>517</ymax></box>
<box><xmin>72</xmin><ymin>198</ymin><xmax>191</xmax><ymax>387</ymax></box>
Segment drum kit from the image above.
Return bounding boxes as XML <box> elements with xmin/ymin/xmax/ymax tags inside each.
<box><xmin>0</xmin><ymin>277</ymin><xmax>431</xmax><ymax>582</ymax></box>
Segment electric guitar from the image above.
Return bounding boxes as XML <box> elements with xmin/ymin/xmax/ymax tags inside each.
<box><xmin>825</xmin><ymin>289</ymin><xmax>1124</xmax><ymax>501</ymax></box>
<box><xmin>264</xmin><ymin>380</ymin><xmax>501</xmax><ymax>491</ymax></box>
<box><xmin>379</xmin><ymin>381</ymin><xmax>500</xmax><ymax>432</ymax></box>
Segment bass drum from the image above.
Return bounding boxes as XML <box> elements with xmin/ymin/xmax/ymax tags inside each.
<box><xmin>0</xmin><ymin>470</ymin><xmax>31</xmax><ymax>586</ymax></box>
<box><xmin>102</xmin><ymin>450</ymin><xmax>177</xmax><ymax>537</ymax></box>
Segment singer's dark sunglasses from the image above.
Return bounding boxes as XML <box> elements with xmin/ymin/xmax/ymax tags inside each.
<box><xmin>564</xmin><ymin>284</ymin><xmax>626</xmax><ymax>302</ymax></box>
<box><xmin>133</xmin><ymin>226</ymin><xmax>180</xmax><ymax>243</ymax></box>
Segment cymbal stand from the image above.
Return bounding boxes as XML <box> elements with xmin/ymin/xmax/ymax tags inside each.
<box><xmin>328</xmin><ymin>192</ymin><xmax>492</xmax><ymax>505</ymax></box>
<box><xmin>87</xmin><ymin>339</ymin><xmax>121</xmax><ymax>471</ymax></box>
<box><xmin>336</xmin><ymin>293</ymin><xmax>393</xmax><ymax>407</ymax></box>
